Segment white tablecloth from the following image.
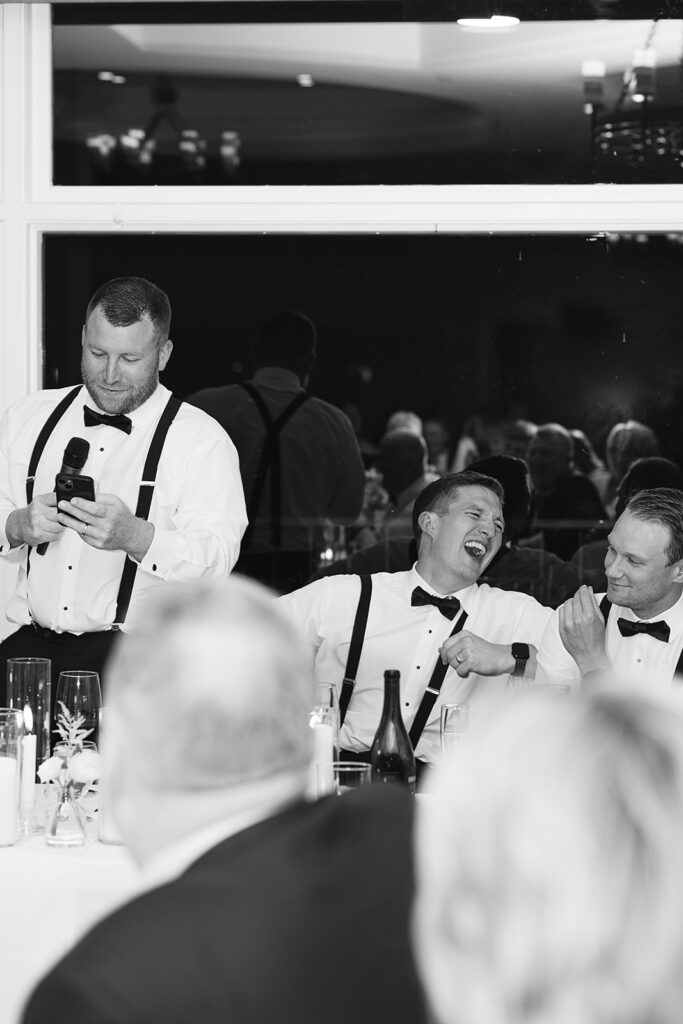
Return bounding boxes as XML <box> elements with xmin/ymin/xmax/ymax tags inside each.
<box><xmin>0</xmin><ymin>823</ymin><xmax>139</xmax><ymax>1024</ymax></box>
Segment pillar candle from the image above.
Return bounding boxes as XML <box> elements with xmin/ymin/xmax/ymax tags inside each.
<box><xmin>21</xmin><ymin>734</ymin><xmax>36</xmax><ymax>808</ymax></box>
<box><xmin>309</xmin><ymin>721</ymin><xmax>334</xmax><ymax>797</ymax></box>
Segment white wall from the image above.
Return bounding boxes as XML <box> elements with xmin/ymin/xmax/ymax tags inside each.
<box><xmin>2</xmin><ymin>2</ymin><xmax>683</xmax><ymax>636</ymax></box>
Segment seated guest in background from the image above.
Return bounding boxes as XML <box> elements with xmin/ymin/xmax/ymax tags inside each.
<box><xmin>0</xmin><ymin>276</ymin><xmax>246</xmax><ymax>697</ymax></box>
<box><xmin>500</xmin><ymin>417</ymin><xmax>536</xmax><ymax>463</ymax></box>
<box><xmin>369</xmin><ymin>429</ymin><xmax>438</xmax><ymax>544</ymax></box>
<box><xmin>572</xmin><ymin>456</ymin><xmax>683</xmax><ymax>591</ymax></box>
<box><xmin>604</xmin><ymin>418</ymin><xmax>660</xmax><ymax>516</ymax></box>
<box><xmin>187</xmin><ymin>310</ymin><xmax>365</xmax><ymax>595</ymax></box>
<box><xmin>570</xmin><ymin>427</ymin><xmax>610</xmax><ymax>506</ymax></box>
<box><xmin>451</xmin><ymin>413</ymin><xmax>504</xmax><ymax>472</ymax></box>
<box><xmin>527</xmin><ymin>422</ymin><xmax>605</xmax><ymax>560</ymax></box>
<box><xmin>414</xmin><ymin>682</ymin><xmax>683</xmax><ymax>1024</ymax></box>
<box><xmin>22</xmin><ymin>577</ymin><xmax>425</xmax><ymax>1024</ymax></box>
<box><xmin>538</xmin><ymin>487</ymin><xmax>683</xmax><ymax>688</ymax></box>
<box><xmin>312</xmin><ymin>456</ymin><xmax>581</xmax><ymax>609</ymax></box>
<box><xmin>423</xmin><ymin>417</ymin><xmax>453</xmax><ymax>476</ymax></box>
<box><xmin>384</xmin><ymin>408</ymin><xmax>423</xmax><ymax>436</ymax></box>
<box><xmin>281</xmin><ymin>471</ymin><xmax>553</xmax><ymax>774</ymax></box>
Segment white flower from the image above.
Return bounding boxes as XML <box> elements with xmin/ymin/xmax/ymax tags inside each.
<box><xmin>38</xmin><ymin>756</ymin><xmax>62</xmax><ymax>783</ymax></box>
<box><xmin>69</xmin><ymin>749</ymin><xmax>102</xmax><ymax>784</ymax></box>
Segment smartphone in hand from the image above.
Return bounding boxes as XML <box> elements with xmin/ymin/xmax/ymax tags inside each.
<box><xmin>55</xmin><ymin>473</ymin><xmax>96</xmax><ymax>505</ymax></box>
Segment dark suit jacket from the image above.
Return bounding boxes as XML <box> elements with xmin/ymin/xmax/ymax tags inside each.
<box><xmin>22</xmin><ymin>785</ymin><xmax>427</xmax><ymax>1024</ymax></box>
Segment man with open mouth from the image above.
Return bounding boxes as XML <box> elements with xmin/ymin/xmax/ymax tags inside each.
<box><xmin>280</xmin><ymin>470</ymin><xmax>554</xmax><ymax>780</ymax></box>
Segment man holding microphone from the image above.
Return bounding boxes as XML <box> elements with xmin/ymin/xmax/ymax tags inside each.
<box><xmin>0</xmin><ymin>276</ymin><xmax>247</xmax><ymax>698</ymax></box>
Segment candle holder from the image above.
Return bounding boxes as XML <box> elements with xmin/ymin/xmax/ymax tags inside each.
<box><xmin>0</xmin><ymin>709</ymin><xmax>21</xmax><ymax>846</ymax></box>
<box><xmin>7</xmin><ymin>658</ymin><xmax>51</xmax><ymax>835</ymax></box>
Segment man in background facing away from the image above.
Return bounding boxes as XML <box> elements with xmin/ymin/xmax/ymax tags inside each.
<box><xmin>22</xmin><ymin>576</ymin><xmax>426</xmax><ymax>1024</ymax></box>
<box><xmin>187</xmin><ymin>310</ymin><xmax>365</xmax><ymax>593</ymax></box>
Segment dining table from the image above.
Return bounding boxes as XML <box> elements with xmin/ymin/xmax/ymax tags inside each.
<box><xmin>0</xmin><ymin>812</ymin><xmax>139</xmax><ymax>1024</ymax></box>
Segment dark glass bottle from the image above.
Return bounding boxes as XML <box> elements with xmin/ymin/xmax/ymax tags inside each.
<box><xmin>370</xmin><ymin>669</ymin><xmax>416</xmax><ymax>794</ymax></box>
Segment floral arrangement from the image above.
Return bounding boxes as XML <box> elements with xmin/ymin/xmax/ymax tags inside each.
<box><xmin>38</xmin><ymin>703</ymin><xmax>101</xmax><ymax>803</ymax></box>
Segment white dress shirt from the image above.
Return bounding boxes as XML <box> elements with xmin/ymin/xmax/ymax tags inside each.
<box><xmin>537</xmin><ymin>590</ymin><xmax>683</xmax><ymax>688</ymax></box>
<box><xmin>0</xmin><ymin>384</ymin><xmax>247</xmax><ymax>633</ymax></box>
<box><xmin>279</xmin><ymin>565</ymin><xmax>552</xmax><ymax>764</ymax></box>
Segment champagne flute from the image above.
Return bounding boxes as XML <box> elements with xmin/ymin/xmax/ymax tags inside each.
<box><xmin>55</xmin><ymin>670</ymin><xmax>102</xmax><ymax>747</ymax></box>
<box><xmin>440</xmin><ymin>703</ymin><xmax>469</xmax><ymax>756</ymax></box>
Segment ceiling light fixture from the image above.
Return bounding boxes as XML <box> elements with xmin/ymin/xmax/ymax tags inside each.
<box><xmin>456</xmin><ymin>15</ymin><xmax>520</xmax><ymax>30</ymax></box>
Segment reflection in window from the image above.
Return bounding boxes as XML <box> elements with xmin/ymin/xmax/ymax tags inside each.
<box><xmin>52</xmin><ymin>16</ymin><xmax>683</xmax><ymax>186</ymax></box>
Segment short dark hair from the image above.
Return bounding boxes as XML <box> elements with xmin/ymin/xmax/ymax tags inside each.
<box><xmin>625</xmin><ymin>487</ymin><xmax>683</xmax><ymax>564</ymax></box>
<box><xmin>412</xmin><ymin>471</ymin><xmax>505</xmax><ymax>544</ymax></box>
<box><xmin>253</xmin><ymin>310</ymin><xmax>317</xmax><ymax>379</ymax></box>
<box><xmin>86</xmin><ymin>277</ymin><xmax>171</xmax><ymax>348</ymax></box>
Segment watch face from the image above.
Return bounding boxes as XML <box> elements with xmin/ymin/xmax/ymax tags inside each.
<box><xmin>512</xmin><ymin>643</ymin><xmax>530</xmax><ymax>660</ymax></box>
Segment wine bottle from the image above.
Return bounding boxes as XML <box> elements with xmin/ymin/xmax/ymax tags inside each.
<box><xmin>370</xmin><ymin>669</ymin><xmax>416</xmax><ymax>794</ymax></box>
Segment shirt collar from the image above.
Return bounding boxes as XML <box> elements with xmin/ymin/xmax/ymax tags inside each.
<box><xmin>80</xmin><ymin>383</ymin><xmax>170</xmax><ymax>434</ymax></box>
<box><xmin>252</xmin><ymin>367</ymin><xmax>304</xmax><ymax>391</ymax></box>
<box><xmin>407</xmin><ymin>564</ymin><xmax>478</xmax><ymax>606</ymax></box>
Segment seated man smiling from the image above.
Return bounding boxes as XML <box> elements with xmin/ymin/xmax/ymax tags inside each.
<box><xmin>280</xmin><ymin>471</ymin><xmax>553</xmax><ymax>774</ymax></box>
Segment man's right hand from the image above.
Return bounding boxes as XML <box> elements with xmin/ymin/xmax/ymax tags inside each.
<box><xmin>6</xmin><ymin>493</ymin><xmax>65</xmax><ymax>548</ymax></box>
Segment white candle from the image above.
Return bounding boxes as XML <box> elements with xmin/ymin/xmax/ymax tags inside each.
<box><xmin>0</xmin><ymin>757</ymin><xmax>18</xmax><ymax>846</ymax></box>
<box><xmin>21</xmin><ymin>734</ymin><xmax>36</xmax><ymax>808</ymax></box>
<box><xmin>310</xmin><ymin>721</ymin><xmax>334</xmax><ymax>797</ymax></box>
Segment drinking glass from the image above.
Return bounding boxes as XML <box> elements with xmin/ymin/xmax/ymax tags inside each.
<box><xmin>310</xmin><ymin>682</ymin><xmax>340</xmax><ymax>757</ymax></box>
<box><xmin>7</xmin><ymin>658</ymin><xmax>51</xmax><ymax>832</ymax></box>
<box><xmin>440</xmin><ymin>703</ymin><xmax>469</xmax><ymax>755</ymax></box>
<box><xmin>317</xmin><ymin>761</ymin><xmax>371</xmax><ymax>797</ymax></box>
<box><xmin>55</xmin><ymin>671</ymin><xmax>102</xmax><ymax>747</ymax></box>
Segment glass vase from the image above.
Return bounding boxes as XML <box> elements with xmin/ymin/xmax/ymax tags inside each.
<box><xmin>45</xmin><ymin>783</ymin><xmax>86</xmax><ymax>847</ymax></box>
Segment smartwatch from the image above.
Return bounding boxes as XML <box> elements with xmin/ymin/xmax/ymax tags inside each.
<box><xmin>511</xmin><ymin>642</ymin><xmax>530</xmax><ymax>677</ymax></box>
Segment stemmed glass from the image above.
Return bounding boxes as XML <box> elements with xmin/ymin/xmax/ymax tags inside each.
<box><xmin>440</xmin><ymin>703</ymin><xmax>469</xmax><ymax>756</ymax></box>
<box><xmin>55</xmin><ymin>671</ymin><xmax>102</xmax><ymax>748</ymax></box>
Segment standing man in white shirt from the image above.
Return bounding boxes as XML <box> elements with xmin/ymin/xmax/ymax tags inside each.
<box><xmin>279</xmin><ymin>471</ymin><xmax>552</xmax><ymax>774</ymax></box>
<box><xmin>0</xmin><ymin>276</ymin><xmax>247</xmax><ymax>697</ymax></box>
<box><xmin>537</xmin><ymin>488</ymin><xmax>683</xmax><ymax>688</ymax></box>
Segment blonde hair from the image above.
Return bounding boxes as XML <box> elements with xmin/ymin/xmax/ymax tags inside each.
<box><xmin>414</xmin><ymin>684</ymin><xmax>683</xmax><ymax>1024</ymax></box>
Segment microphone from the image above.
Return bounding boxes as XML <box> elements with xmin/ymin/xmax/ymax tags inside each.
<box><xmin>36</xmin><ymin>437</ymin><xmax>90</xmax><ymax>556</ymax></box>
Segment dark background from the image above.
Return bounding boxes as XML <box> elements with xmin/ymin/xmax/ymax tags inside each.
<box><xmin>43</xmin><ymin>232</ymin><xmax>683</xmax><ymax>461</ymax></box>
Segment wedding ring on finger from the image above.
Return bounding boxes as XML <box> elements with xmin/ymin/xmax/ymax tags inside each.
<box><xmin>82</xmin><ymin>522</ymin><xmax>88</xmax><ymax>537</ymax></box>
<box><xmin>455</xmin><ymin>653</ymin><xmax>463</xmax><ymax>664</ymax></box>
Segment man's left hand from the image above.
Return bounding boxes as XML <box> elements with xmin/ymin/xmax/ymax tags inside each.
<box><xmin>440</xmin><ymin>630</ymin><xmax>516</xmax><ymax>678</ymax></box>
<box><xmin>57</xmin><ymin>494</ymin><xmax>154</xmax><ymax>561</ymax></box>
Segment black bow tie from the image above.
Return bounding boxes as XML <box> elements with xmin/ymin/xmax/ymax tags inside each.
<box><xmin>617</xmin><ymin>617</ymin><xmax>670</xmax><ymax>643</ymax></box>
<box><xmin>84</xmin><ymin>406</ymin><xmax>132</xmax><ymax>434</ymax></box>
<box><xmin>411</xmin><ymin>586</ymin><xmax>461</xmax><ymax>620</ymax></box>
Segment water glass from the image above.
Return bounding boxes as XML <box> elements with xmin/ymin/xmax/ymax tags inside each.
<box><xmin>317</xmin><ymin>760</ymin><xmax>371</xmax><ymax>797</ymax></box>
<box><xmin>55</xmin><ymin>670</ymin><xmax>102</xmax><ymax>746</ymax></box>
<box><xmin>7</xmin><ymin>658</ymin><xmax>51</xmax><ymax>830</ymax></box>
<box><xmin>0</xmin><ymin>709</ymin><xmax>21</xmax><ymax>846</ymax></box>
<box><xmin>440</xmin><ymin>703</ymin><xmax>469</xmax><ymax>755</ymax></box>
<box><xmin>310</xmin><ymin>682</ymin><xmax>340</xmax><ymax>756</ymax></box>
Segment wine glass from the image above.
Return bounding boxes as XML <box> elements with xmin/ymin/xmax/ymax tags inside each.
<box><xmin>440</xmin><ymin>703</ymin><xmax>469</xmax><ymax>756</ymax></box>
<box><xmin>55</xmin><ymin>670</ymin><xmax>102</xmax><ymax>747</ymax></box>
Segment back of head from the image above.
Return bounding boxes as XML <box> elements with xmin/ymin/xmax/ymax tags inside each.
<box><xmin>606</xmin><ymin>420</ymin><xmax>660</xmax><ymax>481</ymax></box>
<box><xmin>570</xmin><ymin>428</ymin><xmax>602</xmax><ymax>475</ymax></box>
<box><xmin>468</xmin><ymin>455</ymin><xmax>531</xmax><ymax>540</ymax></box>
<box><xmin>411</xmin><ymin>470</ymin><xmax>505</xmax><ymax>544</ymax></box>
<box><xmin>615</xmin><ymin>457</ymin><xmax>683</xmax><ymax>518</ymax></box>
<box><xmin>378</xmin><ymin>429</ymin><xmax>428</xmax><ymax>497</ymax></box>
<box><xmin>385</xmin><ymin>410</ymin><xmax>424</xmax><ymax>437</ymax></box>
<box><xmin>414</xmin><ymin>683</ymin><xmax>683</xmax><ymax>1024</ymax></box>
<box><xmin>86</xmin><ymin>276</ymin><xmax>171</xmax><ymax>346</ymax></box>
<box><xmin>104</xmin><ymin>576</ymin><xmax>315</xmax><ymax>792</ymax></box>
<box><xmin>253</xmin><ymin>310</ymin><xmax>317</xmax><ymax>380</ymax></box>
<box><xmin>624</xmin><ymin>486</ymin><xmax>683</xmax><ymax>564</ymax></box>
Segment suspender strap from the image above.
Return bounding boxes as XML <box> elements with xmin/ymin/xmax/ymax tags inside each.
<box><xmin>339</xmin><ymin>574</ymin><xmax>373</xmax><ymax>726</ymax></box>
<box><xmin>409</xmin><ymin>609</ymin><xmax>469</xmax><ymax>748</ymax></box>
<box><xmin>600</xmin><ymin>595</ymin><xmax>683</xmax><ymax>678</ymax></box>
<box><xmin>25</xmin><ymin>385</ymin><xmax>83</xmax><ymax>570</ymax></box>
<box><xmin>240</xmin><ymin>383</ymin><xmax>309</xmax><ymax>550</ymax></box>
<box><xmin>112</xmin><ymin>395</ymin><xmax>182</xmax><ymax>627</ymax></box>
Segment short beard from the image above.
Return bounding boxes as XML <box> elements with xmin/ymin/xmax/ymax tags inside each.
<box><xmin>82</xmin><ymin>361</ymin><xmax>159</xmax><ymax>416</ymax></box>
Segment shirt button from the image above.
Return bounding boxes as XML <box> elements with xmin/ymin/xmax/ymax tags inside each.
<box><xmin>99</xmin><ymin>447</ymin><xmax>104</xmax><ymax>453</ymax></box>
<box><xmin>152</xmin><ymin>563</ymin><xmax>157</xmax><ymax>572</ymax></box>
<box><xmin>63</xmin><ymin>606</ymin><xmax>68</xmax><ymax>611</ymax></box>
<box><xmin>67</xmin><ymin>565</ymin><xmax>72</xmax><ymax>571</ymax></box>
<box><xmin>404</xmin><ymin>702</ymin><xmax>410</xmax><ymax>708</ymax></box>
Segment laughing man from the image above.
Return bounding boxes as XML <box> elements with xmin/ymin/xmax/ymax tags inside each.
<box><xmin>280</xmin><ymin>471</ymin><xmax>552</xmax><ymax>774</ymax></box>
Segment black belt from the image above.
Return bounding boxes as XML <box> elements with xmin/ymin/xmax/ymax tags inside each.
<box><xmin>30</xmin><ymin>622</ymin><xmax>119</xmax><ymax>643</ymax></box>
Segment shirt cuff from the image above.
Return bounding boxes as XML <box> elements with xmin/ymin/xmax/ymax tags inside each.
<box><xmin>136</xmin><ymin>524</ymin><xmax>170</xmax><ymax>580</ymax></box>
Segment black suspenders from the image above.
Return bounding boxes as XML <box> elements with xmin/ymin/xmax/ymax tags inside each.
<box><xmin>339</xmin><ymin>574</ymin><xmax>469</xmax><ymax>748</ymax></box>
<box><xmin>240</xmin><ymin>383</ymin><xmax>308</xmax><ymax>550</ymax></box>
<box><xmin>24</xmin><ymin>388</ymin><xmax>181</xmax><ymax>628</ymax></box>
<box><xmin>599</xmin><ymin>595</ymin><xmax>683</xmax><ymax>678</ymax></box>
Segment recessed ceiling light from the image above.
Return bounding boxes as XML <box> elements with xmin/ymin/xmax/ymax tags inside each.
<box><xmin>297</xmin><ymin>73</ymin><xmax>314</xmax><ymax>88</ymax></box>
<box><xmin>456</xmin><ymin>15</ymin><xmax>520</xmax><ymax>30</ymax></box>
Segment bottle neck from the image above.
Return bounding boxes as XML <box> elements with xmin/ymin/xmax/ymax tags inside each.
<box><xmin>382</xmin><ymin>675</ymin><xmax>401</xmax><ymax>718</ymax></box>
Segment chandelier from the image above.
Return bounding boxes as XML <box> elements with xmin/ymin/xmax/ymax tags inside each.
<box><xmin>582</xmin><ymin>20</ymin><xmax>683</xmax><ymax>180</ymax></box>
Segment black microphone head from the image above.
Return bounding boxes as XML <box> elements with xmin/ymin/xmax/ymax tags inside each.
<box><xmin>62</xmin><ymin>436</ymin><xmax>90</xmax><ymax>472</ymax></box>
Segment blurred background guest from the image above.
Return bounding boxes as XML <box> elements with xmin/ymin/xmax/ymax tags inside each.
<box><xmin>451</xmin><ymin>413</ymin><xmax>504</xmax><ymax>472</ymax></box>
<box><xmin>384</xmin><ymin>408</ymin><xmax>423</xmax><ymax>437</ymax></box>
<box><xmin>188</xmin><ymin>310</ymin><xmax>365</xmax><ymax>594</ymax></box>
<box><xmin>570</xmin><ymin>427</ymin><xmax>611</xmax><ymax>507</ymax></box>
<box><xmin>604</xmin><ymin>419</ymin><xmax>660</xmax><ymax>516</ymax></box>
<box><xmin>23</xmin><ymin>576</ymin><xmax>425</xmax><ymax>1024</ymax></box>
<box><xmin>423</xmin><ymin>416</ymin><xmax>453</xmax><ymax>476</ymax></box>
<box><xmin>527</xmin><ymin>422</ymin><xmax>605</xmax><ymax>560</ymax></box>
<box><xmin>500</xmin><ymin>418</ymin><xmax>537</xmax><ymax>462</ymax></box>
<box><xmin>361</xmin><ymin>429</ymin><xmax>438</xmax><ymax>546</ymax></box>
<box><xmin>414</xmin><ymin>682</ymin><xmax>683</xmax><ymax>1024</ymax></box>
